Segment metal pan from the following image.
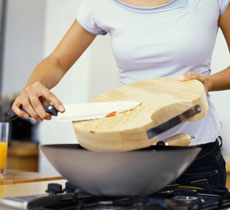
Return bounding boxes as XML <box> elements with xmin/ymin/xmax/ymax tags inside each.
<box><xmin>41</xmin><ymin>144</ymin><xmax>201</xmax><ymax>196</ymax></box>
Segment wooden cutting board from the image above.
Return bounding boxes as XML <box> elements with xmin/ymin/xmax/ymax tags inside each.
<box><xmin>73</xmin><ymin>77</ymin><xmax>208</xmax><ymax>151</ymax></box>
<box><xmin>0</xmin><ymin>169</ymin><xmax>63</xmax><ymax>185</ymax></box>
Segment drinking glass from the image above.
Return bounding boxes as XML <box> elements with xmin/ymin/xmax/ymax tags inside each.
<box><xmin>0</xmin><ymin>122</ymin><xmax>9</xmax><ymax>176</ymax></box>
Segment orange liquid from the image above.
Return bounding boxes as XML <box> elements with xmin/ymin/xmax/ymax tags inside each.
<box><xmin>0</xmin><ymin>142</ymin><xmax>8</xmax><ymax>170</ymax></box>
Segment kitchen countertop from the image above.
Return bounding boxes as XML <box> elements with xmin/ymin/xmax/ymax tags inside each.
<box><xmin>0</xmin><ymin>179</ymin><xmax>66</xmax><ymax>206</ymax></box>
<box><xmin>0</xmin><ymin>169</ymin><xmax>63</xmax><ymax>185</ymax></box>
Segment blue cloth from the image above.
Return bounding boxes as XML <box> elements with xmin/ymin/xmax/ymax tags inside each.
<box><xmin>175</xmin><ymin>136</ymin><xmax>226</xmax><ymax>187</ymax></box>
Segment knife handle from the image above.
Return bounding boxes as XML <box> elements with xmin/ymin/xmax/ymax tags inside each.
<box><xmin>8</xmin><ymin>104</ymin><xmax>58</xmax><ymax>120</ymax></box>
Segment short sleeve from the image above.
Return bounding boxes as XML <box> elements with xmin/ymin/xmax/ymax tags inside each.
<box><xmin>217</xmin><ymin>0</ymin><xmax>230</xmax><ymax>15</ymax></box>
<box><xmin>76</xmin><ymin>0</ymin><xmax>107</xmax><ymax>35</ymax></box>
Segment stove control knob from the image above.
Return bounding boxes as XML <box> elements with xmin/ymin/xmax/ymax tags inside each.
<box><xmin>46</xmin><ymin>183</ymin><xmax>63</xmax><ymax>195</ymax></box>
<box><xmin>64</xmin><ymin>182</ymin><xmax>78</xmax><ymax>193</ymax></box>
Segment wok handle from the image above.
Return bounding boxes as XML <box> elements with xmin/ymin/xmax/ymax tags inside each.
<box><xmin>157</xmin><ymin>133</ymin><xmax>191</xmax><ymax>146</ymax></box>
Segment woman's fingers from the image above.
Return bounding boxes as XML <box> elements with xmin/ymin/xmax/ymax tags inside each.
<box><xmin>179</xmin><ymin>72</ymin><xmax>205</xmax><ymax>82</ymax></box>
<box><xmin>12</xmin><ymin>100</ymin><xmax>30</xmax><ymax>119</ymax></box>
<box><xmin>11</xmin><ymin>82</ymin><xmax>63</xmax><ymax>121</ymax></box>
<box><xmin>179</xmin><ymin>72</ymin><xmax>208</xmax><ymax>93</ymax></box>
<box><xmin>41</xmin><ymin>90</ymin><xmax>65</xmax><ymax>113</ymax></box>
<box><xmin>13</xmin><ymin>96</ymin><xmax>45</xmax><ymax>122</ymax></box>
<box><xmin>33</xmin><ymin>82</ymin><xmax>65</xmax><ymax>113</ymax></box>
<box><xmin>28</xmin><ymin>92</ymin><xmax>49</xmax><ymax>121</ymax></box>
<box><xmin>22</xmin><ymin>84</ymin><xmax>48</xmax><ymax>121</ymax></box>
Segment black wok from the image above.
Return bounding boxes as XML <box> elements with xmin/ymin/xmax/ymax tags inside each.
<box><xmin>41</xmin><ymin>144</ymin><xmax>201</xmax><ymax>196</ymax></box>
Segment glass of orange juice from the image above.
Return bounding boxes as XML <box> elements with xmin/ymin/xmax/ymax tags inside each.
<box><xmin>0</xmin><ymin>122</ymin><xmax>9</xmax><ymax>176</ymax></box>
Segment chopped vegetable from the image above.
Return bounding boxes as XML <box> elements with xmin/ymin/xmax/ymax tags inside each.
<box><xmin>105</xmin><ymin>111</ymin><xmax>117</xmax><ymax>118</ymax></box>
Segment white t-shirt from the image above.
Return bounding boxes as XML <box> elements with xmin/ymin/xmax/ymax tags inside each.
<box><xmin>76</xmin><ymin>0</ymin><xmax>230</xmax><ymax>145</ymax></box>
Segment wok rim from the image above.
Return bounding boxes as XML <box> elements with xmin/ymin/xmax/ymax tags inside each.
<box><xmin>40</xmin><ymin>143</ymin><xmax>202</xmax><ymax>153</ymax></box>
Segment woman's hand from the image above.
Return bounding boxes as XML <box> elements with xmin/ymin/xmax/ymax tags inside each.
<box><xmin>179</xmin><ymin>72</ymin><xmax>210</xmax><ymax>93</ymax></box>
<box><xmin>12</xmin><ymin>81</ymin><xmax>65</xmax><ymax>122</ymax></box>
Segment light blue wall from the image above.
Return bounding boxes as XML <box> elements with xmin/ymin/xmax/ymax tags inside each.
<box><xmin>2</xmin><ymin>0</ymin><xmax>46</xmax><ymax>95</ymax></box>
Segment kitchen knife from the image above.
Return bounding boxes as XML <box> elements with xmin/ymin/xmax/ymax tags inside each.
<box><xmin>8</xmin><ymin>101</ymin><xmax>141</xmax><ymax>122</ymax></box>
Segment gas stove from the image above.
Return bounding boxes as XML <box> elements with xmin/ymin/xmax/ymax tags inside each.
<box><xmin>1</xmin><ymin>181</ymin><xmax>230</xmax><ymax>210</ymax></box>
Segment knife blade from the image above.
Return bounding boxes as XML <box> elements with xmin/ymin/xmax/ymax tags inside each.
<box><xmin>8</xmin><ymin>101</ymin><xmax>141</xmax><ymax>122</ymax></box>
<box><xmin>56</xmin><ymin>101</ymin><xmax>141</xmax><ymax>122</ymax></box>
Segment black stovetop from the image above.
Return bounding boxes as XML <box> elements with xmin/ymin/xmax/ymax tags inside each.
<box><xmin>1</xmin><ymin>181</ymin><xmax>230</xmax><ymax>210</ymax></box>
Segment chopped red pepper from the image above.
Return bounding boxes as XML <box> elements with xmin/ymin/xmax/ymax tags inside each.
<box><xmin>120</xmin><ymin>110</ymin><xmax>129</xmax><ymax>114</ymax></box>
<box><xmin>105</xmin><ymin>111</ymin><xmax>117</xmax><ymax>118</ymax></box>
<box><xmin>105</xmin><ymin>103</ymin><xmax>142</xmax><ymax>118</ymax></box>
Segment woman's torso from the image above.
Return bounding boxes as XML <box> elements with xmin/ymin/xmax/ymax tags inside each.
<box><xmin>76</xmin><ymin>0</ymin><xmax>228</xmax><ymax>145</ymax></box>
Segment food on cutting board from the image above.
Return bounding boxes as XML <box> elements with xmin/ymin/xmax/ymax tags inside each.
<box><xmin>87</xmin><ymin>103</ymin><xmax>143</xmax><ymax>134</ymax></box>
<box><xmin>104</xmin><ymin>102</ymin><xmax>142</xmax><ymax>118</ymax></box>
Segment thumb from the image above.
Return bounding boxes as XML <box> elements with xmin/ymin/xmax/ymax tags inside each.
<box><xmin>179</xmin><ymin>72</ymin><xmax>200</xmax><ymax>81</ymax></box>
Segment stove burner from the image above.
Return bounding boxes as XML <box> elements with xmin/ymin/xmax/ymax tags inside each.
<box><xmin>96</xmin><ymin>199</ymin><xmax>137</xmax><ymax>210</ymax></box>
<box><xmin>1</xmin><ymin>182</ymin><xmax>230</xmax><ymax>210</ymax></box>
<box><xmin>98</xmin><ymin>201</ymin><xmax>114</xmax><ymax>205</ymax></box>
<box><xmin>171</xmin><ymin>195</ymin><xmax>199</xmax><ymax>205</ymax></box>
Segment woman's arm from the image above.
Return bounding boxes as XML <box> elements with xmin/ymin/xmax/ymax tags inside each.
<box><xmin>12</xmin><ymin>20</ymin><xmax>96</xmax><ymax>121</ymax></box>
<box><xmin>180</xmin><ymin>3</ymin><xmax>230</xmax><ymax>92</ymax></box>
